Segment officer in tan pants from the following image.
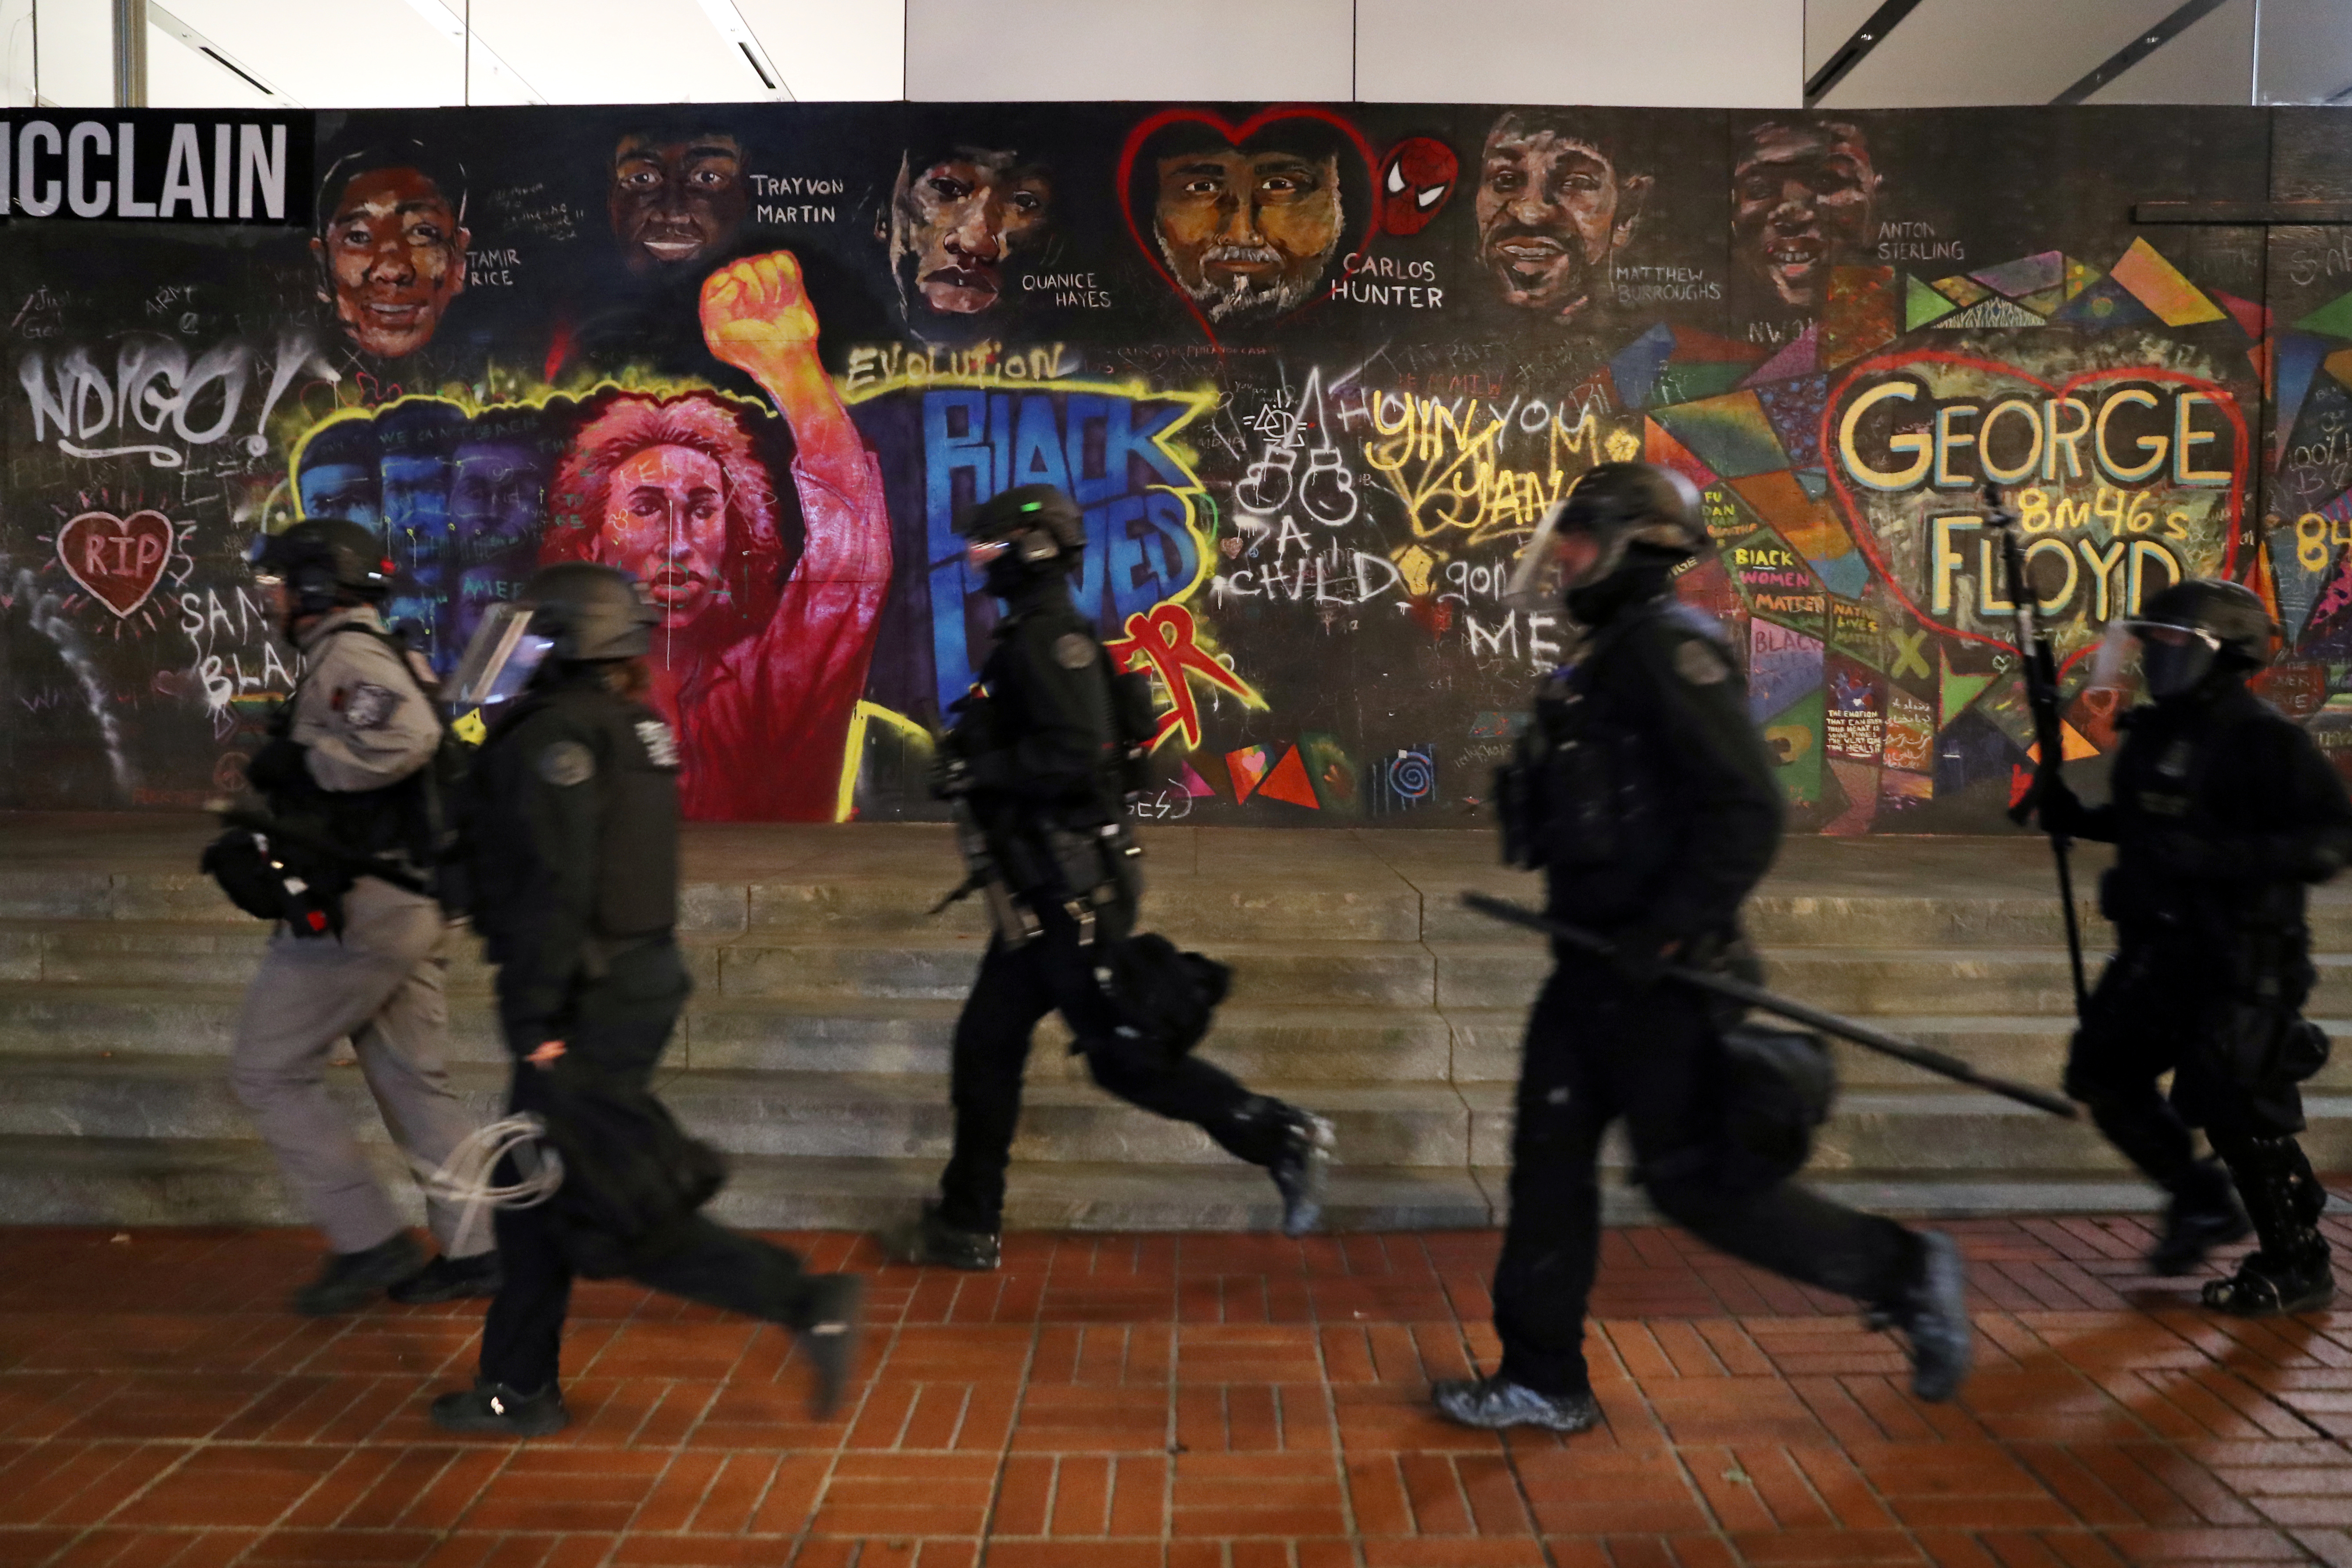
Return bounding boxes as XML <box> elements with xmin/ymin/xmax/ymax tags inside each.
<box><xmin>233</xmin><ymin>519</ymin><xmax>499</xmax><ymax>1315</ymax></box>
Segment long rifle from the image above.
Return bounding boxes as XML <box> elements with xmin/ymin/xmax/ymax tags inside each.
<box><xmin>1981</xmin><ymin>481</ymin><xmax>2090</xmax><ymax>1018</ymax></box>
<box><xmin>1462</xmin><ymin>893</ymin><xmax>2079</xmax><ymax>1119</ymax></box>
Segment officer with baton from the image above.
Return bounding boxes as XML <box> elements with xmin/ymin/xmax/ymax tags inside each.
<box><xmin>1444</xmin><ymin>463</ymin><xmax>1973</xmax><ymax>1433</ymax></box>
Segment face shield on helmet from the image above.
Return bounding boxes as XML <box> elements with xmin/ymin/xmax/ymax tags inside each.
<box><xmin>1502</xmin><ymin>499</ymin><xmax>1585</xmax><ymax>613</ymax></box>
<box><xmin>445</xmin><ymin>600</ymin><xmax>554</xmax><ymax>719</ymax></box>
<box><xmin>2125</xmin><ymin>615</ymin><xmax>2225</xmax><ymax>700</ymax></box>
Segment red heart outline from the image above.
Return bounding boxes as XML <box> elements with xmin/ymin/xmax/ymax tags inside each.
<box><xmin>56</xmin><ymin>509</ymin><xmax>176</xmax><ymax>618</ymax></box>
<box><xmin>1116</xmin><ymin>105</ymin><xmax>1381</xmax><ymax>347</ymax></box>
<box><xmin>1818</xmin><ymin>347</ymin><xmax>2250</xmax><ymax>669</ymax></box>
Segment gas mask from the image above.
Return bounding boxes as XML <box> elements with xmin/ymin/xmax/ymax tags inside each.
<box><xmin>966</xmin><ymin>527</ymin><xmax>1064</xmax><ymax>599</ymax></box>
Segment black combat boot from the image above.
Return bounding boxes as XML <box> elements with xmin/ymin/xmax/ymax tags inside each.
<box><xmin>2149</xmin><ymin>1157</ymin><xmax>2252</xmax><ymax>1276</ymax></box>
<box><xmin>1431</xmin><ymin>1374</ymin><xmax>1602</xmax><ymax>1432</ymax></box>
<box><xmin>292</xmin><ymin>1232</ymin><xmax>425</xmax><ymax>1316</ymax></box>
<box><xmin>388</xmin><ymin>1250</ymin><xmax>505</xmax><ymax>1304</ymax></box>
<box><xmin>891</xmin><ymin>1202</ymin><xmax>1002</xmax><ymax>1271</ymax></box>
<box><xmin>1872</xmin><ymin>1231</ymin><xmax>1973</xmax><ymax>1402</ymax></box>
<box><xmin>792</xmin><ymin>1274</ymin><xmax>864</xmax><ymax>1419</ymax></box>
<box><xmin>430</xmin><ymin>1379</ymin><xmax>570</xmax><ymax>1437</ymax></box>
<box><xmin>1268</xmin><ymin>1109</ymin><xmax>1336</xmax><ymax>1238</ymax></box>
<box><xmin>2208</xmin><ymin>1134</ymin><xmax>2336</xmax><ymax>1317</ymax></box>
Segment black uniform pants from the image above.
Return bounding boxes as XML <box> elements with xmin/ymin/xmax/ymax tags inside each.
<box><xmin>936</xmin><ymin>900</ymin><xmax>1290</xmax><ymax>1234</ymax></box>
<box><xmin>1493</xmin><ymin>953</ymin><xmax>1918</xmax><ymax>1398</ymax></box>
<box><xmin>2065</xmin><ymin>932</ymin><xmax>2310</xmax><ymax>1193</ymax></box>
<box><xmin>480</xmin><ymin>941</ymin><xmax>820</xmax><ymax>1393</ymax></box>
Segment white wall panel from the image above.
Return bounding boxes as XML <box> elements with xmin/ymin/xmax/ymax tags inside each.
<box><xmin>2085</xmin><ymin>0</ymin><xmax>2253</xmax><ymax>106</ymax></box>
<box><xmin>735</xmin><ymin>0</ymin><xmax>904</xmax><ymax>100</ymax></box>
<box><xmin>905</xmin><ymin>0</ymin><xmax>1351</xmax><ymax>103</ymax></box>
<box><xmin>1820</xmin><ymin>0</ymin><xmax>2183</xmax><ymax>108</ymax></box>
<box><xmin>32</xmin><ymin>0</ymin><xmax>114</xmax><ymax>106</ymax></box>
<box><xmin>146</xmin><ymin>21</ymin><xmax>276</xmax><ymax>107</ymax></box>
<box><xmin>165</xmin><ymin>0</ymin><xmax>459</xmax><ymax>106</ymax></box>
<box><xmin>1356</xmin><ymin>0</ymin><xmax>1801</xmax><ymax>108</ymax></box>
<box><xmin>2258</xmin><ymin>0</ymin><xmax>2352</xmax><ymax>104</ymax></box>
<box><xmin>469</xmin><ymin>0</ymin><xmax>766</xmax><ymax>105</ymax></box>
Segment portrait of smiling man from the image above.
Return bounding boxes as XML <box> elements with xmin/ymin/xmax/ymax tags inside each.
<box><xmin>883</xmin><ymin>137</ymin><xmax>1054</xmax><ymax>341</ymax></box>
<box><xmin>312</xmin><ymin>144</ymin><xmax>470</xmax><ymax>363</ymax></box>
<box><xmin>1475</xmin><ymin>110</ymin><xmax>1650</xmax><ymax>328</ymax></box>
<box><xmin>1148</xmin><ymin>122</ymin><xmax>1346</xmax><ymax>328</ymax></box>
<box><xmin>610</xmin><ymin>127</ymin><xmax>750</xmax><ymax>278</ymax></box>
<box><xmin>1732</xmin><ymin>117</ymin><xmax>1882</xmax><ymax>315</ymax></box>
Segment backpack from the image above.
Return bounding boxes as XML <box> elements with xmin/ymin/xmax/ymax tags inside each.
<box><xmin>349</xmin><ymin>622</ymin><xmax>477</xmax><ymax>917</ymax></box>
<box><xmin>1092</xmin><ymin>931</ymin><xmax>1233</xmax><ymax>1062</ymax></box>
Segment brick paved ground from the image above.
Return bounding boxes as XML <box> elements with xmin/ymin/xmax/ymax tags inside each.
<box><xmin>6</xmin><ymin>1214</ymin><xmax>2352</xmax><ymax>1568</ymax></box>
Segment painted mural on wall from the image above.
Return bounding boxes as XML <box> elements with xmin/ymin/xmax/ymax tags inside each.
<box><xmin>3</xmin><ymin>101</ymin><xmax>2345</xmax><ymax>832</ymax></box>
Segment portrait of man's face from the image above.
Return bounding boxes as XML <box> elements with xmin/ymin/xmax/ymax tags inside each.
<box><xmin>452</xmin><ymin>439</ymin><xmax>547</xmax><ymax>554</ymax></box>
<box><xmin>596</xmin><ymin>443</ymin><xmax>729</xmax><ymax>631</ymax></box>
<box><xmin>1733</xmin><ymin>120</ymin><xmax>1880</xmax><ymax>311</ymax></box>
<box><xmin>889</xmin><ymin>148</ymin><xmax>1052</xmax><ymax>318</ymax></box>
<box><xmin>298</xmin><ymin>461</ymin><xmax>381</xmax><ymax>532</ymax></box>
<box><xmin>609</xmin><ymin>132</ymin><xmax>748</xmax><ymax>276</ymax></box>
<box><xmin>311</xmin><ymin>166</ymin><xmax>469</xmax><ymax>360</ymax></box>
<box><xmin>1153</xmin><ymin>145</ymin><xmax>1343</xmax><ymax>324</ymax></box>
<box><xmin>1474</xmin><ymin>115</ymin><xmax>1648</xmax><ymax>324</ymax></box>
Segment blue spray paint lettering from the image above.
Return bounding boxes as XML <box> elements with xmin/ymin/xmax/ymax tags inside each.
<box><xmin>924</xmin><ymin>388</ymin><xmax>1203</xmax><ymax>714</ymax></box>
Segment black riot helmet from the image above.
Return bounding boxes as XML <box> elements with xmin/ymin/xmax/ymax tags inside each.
<box><xmin>523</xmin><ymin>562</ymin><xmax>659</xmax><ymax>663</ymax></box>
<box><xmin>1506</xmin><ymin>462</ymin><xmax>1706</xmax><ymax>610</ymax></box>
<box><xmin>247</xmin><ymin>518</ymin><xmax>394</xmax><ymax>624</ymax></box>
<box><xmin>957</xmin><ymin>484</ymin><xmax>1085</xmax><ymax>597</ymax></box>
<box><xmin>2126</xmin><ymin>578</ymin><xmax>2276</xmax><ymax>700</ymax></box>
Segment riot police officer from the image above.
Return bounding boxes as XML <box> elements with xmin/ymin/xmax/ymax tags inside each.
<box><xmin>431</xmin><ymin>563</ymin><xmax>860</xmax><ymax>1436</ymax></box>
<box><xmin>232</xmin><ymin>518</ymin><xmax>499</xmax><ymax>1314</ymax></box>
<box><xmin>1441</xmin><ymin>463</ymin><xmax>1972</xmax><ymax>1432</ymax></box>
<box><xmin>2038</xmin><ymin>580</ymin><xmax>2351</xmax><ymax>1315</ymax></box>
<box><xmin>896</xmin><ymin>484</ymin><xmax>1334</xmax><ymax>1269</ymax></box>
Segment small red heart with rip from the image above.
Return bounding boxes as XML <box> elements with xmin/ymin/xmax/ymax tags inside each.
<box><xmin>57</xmin><ymin>510</ymin><xmax>175</xmax><ymax>617</ymax></box>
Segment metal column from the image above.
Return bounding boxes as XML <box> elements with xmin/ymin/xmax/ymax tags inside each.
<box><xmin>112</xmin><ymin>0</ymin><xmax>147</xmax><ymax>108</ymax></box>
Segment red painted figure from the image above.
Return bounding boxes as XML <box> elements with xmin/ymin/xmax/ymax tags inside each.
<box><xmin>539</xmin><ymin>251</ymin><xmax>891</xmax><ymax>819</ymax></box>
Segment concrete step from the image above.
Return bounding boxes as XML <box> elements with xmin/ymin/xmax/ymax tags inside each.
<box><xmin>4</xmin><ymin>1130</ymin><xmax>2299</xmax><ymax>1233</ymax></box>
<box><xmin>20</xmin><ymin>1051</ymin><xmax>2352</xmax><ymax>1195</ymax></box>
<box><xmin>1456</xmin><ymin>1082</ymin><xmax>2352</xmax><ymax>1175</ymax></box>
<box><xmin>0</xmin><ymin>985</ymin><xmax>1460</xmax><ymax>1084</ymax></box>
<box><xmin>2</xmin><ymin>922</ymin><xmax>1440</xmax><ymax>1009</ymax></box>
<box><xmin>0</xmin><ymin>1136</ymin><xmax>1496</xmax><ymax>1232</ymax></box>
<box><xmin>1431</xmin><ymin>943</ymin><xmax>2352</xmax><ymax>1019</ymax></box>
<box><xmin>0</xmin><ymin>1055</ymin><xmax>1475</xmax><ymax>1169</ymax></box>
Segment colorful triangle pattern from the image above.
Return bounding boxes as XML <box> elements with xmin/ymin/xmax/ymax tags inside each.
<box><xmin>1905</xmin><ymin>275</ymin><xmax>1957</xmax><ymax>329</ymax></box>
<box><xmin>1939</xmin><ymin>646</ymin><xmax>1997</xmax><ymax>726</ymax></box>
<box><xmin>1935</xmin><ymin>296</ymin><xmax>2047</xmax><ymax>329</ymax></box>
<box><xmin>1255</xmin><ymin>745</ymin><xmax>1320</xmax><ymax>809</ymax></box>
<box><xmin>1225</xmin><ymin>745</ymin><xmax>1270</xmax><ymax>803</ymax></box>
<box><xmin>2105</xmin><ymin>238</ymin><xmax>2226</xmax><ymax>327</ymax></box>
<box><xmin>2297</xmin><ymin>290</ymin><xmax>2352</xmax><ymax>340</ymax></box>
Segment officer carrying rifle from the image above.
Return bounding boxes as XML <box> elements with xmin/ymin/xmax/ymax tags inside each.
<box><xmin>2034</xmin><ymin>581</ymin><xmax>2352</xmax><ymax>1314</ymax></box>
<box><xmin>1449</xmin><ymin>463</ymin><xmax>1973</xmax><ymax>1432</ymax></box>
<box><xmin>893</xmin><ymin>484</ymin><xmax>1334</xmax><ymax>1269</ymax></box>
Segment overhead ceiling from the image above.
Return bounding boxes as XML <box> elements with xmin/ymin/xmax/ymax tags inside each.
<box><xmin>16</xmin><ymin>0</ymin><xmax>2352</xmax><ymax>110</ymax></box>
<box><xmin>38</xmin><ymin>0</ymin><xmax>905</xmax><ymax>108</ymax></box>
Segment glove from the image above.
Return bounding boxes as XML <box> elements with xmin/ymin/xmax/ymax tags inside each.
<box><xmin>245</xmin><ymin>737</ymin><xmax>307</xmax><ymax>793</ymax></box>
<box><xmin>929</xmin><ymin>751</ymin><xmax>974</xmax><ymax>801</ymax></box>
<box><xmin>2030</xmin><ymin>768</ymin><xmax>2083</xmax><ymax>836</ymax></box>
